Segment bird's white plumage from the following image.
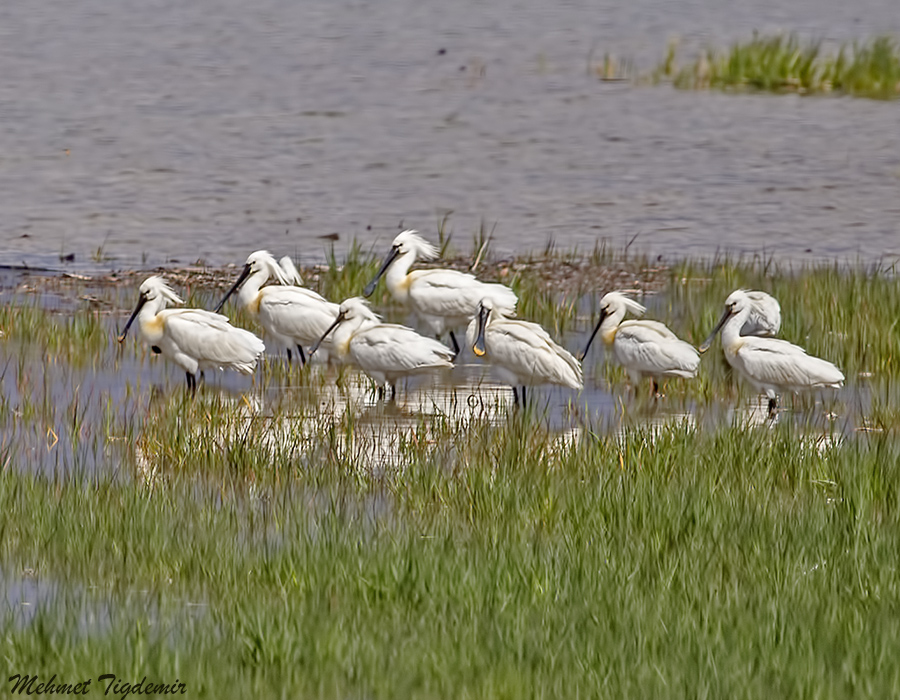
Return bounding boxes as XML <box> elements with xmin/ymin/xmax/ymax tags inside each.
<box><xmin>278</xmin><ymin>255</ymin><xmax>303</xmax><ymax>286</ymax></box>
<box><xmin>586</xmin><ymin>291</ymin><xmax>699</xmax><ymax>385</ymax></box>
<box><xmin>324</xmin><ymin>297</ymin><xmax>454</xmax><ymax>389</ymax></box>
<box><xmin>368</xmin><ymin>230</ymin><xmax>518</xmax><ymax>338</ymax></box>
<box><xmin>706</xmin><ymin>289</ymin><xmax>843</xmax><ymax>403</ymax></box>
<box><xmin>741</xmin><ymin>290</ymin><xmax>781</xmax><ymax>337</ymax></box>
<box><xmin>221</xmin><ymin>250</ymin><xmax>340</xmax><ymax>362</ymax></box>
<box><xmin>124</xmin><ymin>276</ymin><xmax>265</xmax><ymax>380</ymax></box>
<box><xmin>612</xmin><ymin>321</ymin><xmax>700</xmax><ymax>380</ymax></box>
<box><xmin>467</xmin><ymin>298</ymin><xmax>582</xmax><ymax>390</ymax></box>
<box><xmin>155</xmin><ymin>309</ymin><xmax>264</xmax><ymax>375</ymax></box>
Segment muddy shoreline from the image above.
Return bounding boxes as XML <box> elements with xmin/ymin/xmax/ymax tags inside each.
<box><xmin>0</xmin><ymin>253</ymin><xmax>672</xmax><ymax>306</ymax></box>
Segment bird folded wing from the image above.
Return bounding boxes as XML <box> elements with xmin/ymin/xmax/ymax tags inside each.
<box><xmin>262</xmin><ymin>286</ymin><xmax>332</xmax><ymax>306</ymax></box>
<box><xmin>353</xmin><ymin>327</ymin><xmax>453</xmax><ymax>371</ymax></box>
<box><xmin>164</xmin><ymin>310</ymin><xmax>264</xmax><ymax>366</ymax></box>
<box><xmin>739</xmin><ymin>344</ymin><xmax>844</xmax><ymax>388</ymax></box>
<box><xmin>619</xmin><ymin>319</ymin><xmax>680</xmax><ymax>341</ymax></box>
<box><xmin>616</xmin><ymin>330</ymin><xmax>699</xmax><ymax>376</ymax></box>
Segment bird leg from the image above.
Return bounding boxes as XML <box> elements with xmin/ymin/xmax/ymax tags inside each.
<box><xmin>767</xmin><ymin>397</ymin><xmax>778</xmax><ymax>419</ymax></box>
<box><xmin>286</xmin><ymin>347</ymin><xmax>293</xmax><ymax>364</ymax></box>
<box><xmin>447</xmin><ymin>331</ymin><xmax>461</xmax><ymax>358</ymax></box>
<box><xmin>512</xmin><ymin>387</ymin><xmax>519</xmax><ymax>405</ymax></box>
<box><xmin>377</xmin><ymin>385</ymin><xmax>385</xmax><ymax>401</ymax></box>
<box><xmin>297</xmin><ymin>345</ymin><xmax>307</xmax><ymax>366</ymax></box>
<box><xmin>521</xmin><ymin>386</ymin><xmax>527</xmax><ymax>407</ymax></box>
<box><xmin>185</xmin><ymin>372</ymin><xmax>197</xmax><ymax>397</ymax></box>
<box><xmin>390</xmin><ymin>384</ymin><xmax>397</xmax><ymax>401</ymax></box>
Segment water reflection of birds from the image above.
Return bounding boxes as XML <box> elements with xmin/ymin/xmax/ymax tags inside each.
<box><xmin>118</xmin><ymin>276</ymin><xmax>265</xmax><ymax>395</ymax></box>
<box><xmin>700</xmin><ymin>289</ymin><xmax>844</xmax><ymax>417</ymax></box>
<box><xmin>215</xmin><ymin>250</ymin><xmax>340</xmax><ymax>365</ymax></box>
<box><xmin>468</xmin><ymin>296</ymin><xmax>582</xmax><ymax>405</ymax></box>
<box><xmin>363</xmin><ymin>229</ymin><xmax>517</xmax><ymax>356</ymax></box>
<box><xmin>311</xmin><ymin>297</ymin><xmax>454</xmax><ymax>400</ymax></box>
<box><xmin>582</xmin><ymin>291</ymin><xmax>700</xmax><ymax>396</ymax></box>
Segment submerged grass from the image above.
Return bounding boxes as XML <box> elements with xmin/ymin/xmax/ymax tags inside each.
<box><xmin>659</xmin><ymin>33</ymin><xmax>900</xmax><ymax>100</ymax></box>
<box><xmin>3</xmin><ymin>247</ymin><xmax>900</xmax><ymax>697</ymax></box>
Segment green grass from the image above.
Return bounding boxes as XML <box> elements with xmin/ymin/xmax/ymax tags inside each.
<box><xmin>3</xmin><ymin>249</ymin><xmax>900</xmax><ymax>697</ymax></box>
<box><xmin>3</xmin><ymin>420</ymin><xmax>900</xmax><ymax>697</ymax></box>
<box><xmin>659</xmin><ymin>33</ymin><xmax>900</xmax><ymax>100</ymax></box>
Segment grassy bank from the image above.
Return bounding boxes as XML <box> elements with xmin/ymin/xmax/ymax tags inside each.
<box><xmin>2</xmin><ymin>248</ymin><xmax>900</xmax><ymax>697</ymax></box>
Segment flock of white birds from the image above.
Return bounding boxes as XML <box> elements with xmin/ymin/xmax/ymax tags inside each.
<box><xmin>118</xmin><ymin>230</ymin><xmax>845</xmax><ymax>415</ymax></box>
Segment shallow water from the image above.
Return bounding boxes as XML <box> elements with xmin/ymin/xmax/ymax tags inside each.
<box><xmin>0</xmin><ymin>279</ymin><xmax>863</xmax><ymax>481</ymax></box>
<box><xmin>1</xmin><ymin>0</ymin><xmax>899</xmax><ymax>272</ymax></box>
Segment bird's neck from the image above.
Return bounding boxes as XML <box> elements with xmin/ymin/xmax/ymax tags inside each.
<box><xmin>331</xmin><ymin>315</ymin><xmax>371</xmax><ymax>357</ymax></box>
<box><xmin>138</xmin><ymin>297</ymin><xmax>167</xmax><ymax>342</ymax></box>
<box><xmin>721</xmin><ymin>308</ymin><xmax>749</xmax><ymax>349</ymax></box>
<box><xmin>238</xmin><ymin>270</ymin><xmax>268</xmax><ymax>312</ymax></box>
<box><xmin>600</xmin><ymin>309</ymin><xmax>625</xmax><ymax>346</ymax></box>
<box><xmin>385</xmin><ymin>251</ymin><xmax>415</xmax><ymax>301</ymax></box>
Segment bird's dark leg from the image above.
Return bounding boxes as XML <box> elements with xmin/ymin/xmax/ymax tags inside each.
<box><xmin>186</xmin><ymin>372</ymin><xmax>196</xmax><ymax>397</ymax></box>
<box><xmin>521</xmin><ymin>386</ymin><xmax>527</xmax><ymax>407</ymax></box>
<box><xmin>286</xmin><ymin>347</ymin><xmax>293</xmax><ymax>364</ymax></box>
<box><xmin>297</xmin><ymin>345</ymin><xmax>307</xmax><ymax>366</ymax></box>
<box><xmin>448</xmin><ymin>331</ymin><xmax>461</xmax><ymax>358</ymax></box>
<box><xmin>652</xmin><ymin>380</ymin><xmax>660</xmax><ymax>398</ymax></box>
<box><xmin>377</xmin><ymin>385</ymin><xmax>385</xmax><ymax>401</ymax></box>
<box><xmin>512</xmin><ymin>387</ymin><xmax>519</xmax><ymax>405</ymax></box>
<box><xmin>767</xmin><ymin>396</ymin><xmax>778</xmax><ymax>418</ymax></box>
<box><xmin>390</xmin><ymin>384</ymin><xmax>396</xmax><ymax>401</ymax></box>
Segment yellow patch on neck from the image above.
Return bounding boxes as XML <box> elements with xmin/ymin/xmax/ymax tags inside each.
<box><xmin>140</xmin><ymin>315</ymin><xmax>165</xmax><ymax>342</ymax></box>
<box><xmin>601</xmin><ymin>327</ymin><xmax>617</xmax><ymax>346</ymax></box>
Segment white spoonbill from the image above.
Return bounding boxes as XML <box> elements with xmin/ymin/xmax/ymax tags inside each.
<box><xmin>118</xmin><ymin>276</ymin><xmax>265</xmax><ymax>395</ymax></box>
<box><xmin>310</xmin><ymin>297</ymin><xmax>454</xmax><ymax>400</ymax></box>
<box><xmin>582</xmin><ymin>291</ymin><xmax>700</xmax><ymax>395</ymax></box>
<box><xmin>215</xmin><ymin>250</ymin><xmax>340</xmax><ymax>365</ymax></box>
<box><xmin>700</xmin><ymin>289</ymin><xmax>844</xmax><ymax>417</ymax></box>
<box><xmin>740</xmin><ymin>290</ymin><xmax>781</xmax><ymax>337</ymax></box>
<box><xmin>363</xmin><ymin>229</ymin><xmax>517</xmax><ymax>355</ymax></box>
<box><xmin>468</xmin><ymin>297</ymin><xmax>582</xmax><ymax>405</ymax></box>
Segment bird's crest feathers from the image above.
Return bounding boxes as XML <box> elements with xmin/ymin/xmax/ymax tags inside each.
<box><xmin>601</xmin><ymin>291</ymin><xmax>646</xmax><ymax>318</ymax></box>
<box><xmin>246</xmin><ymin>250</ymin><xmax>292</xmax><ymax>285</ymax></box>
<box><xmin>340</xmin><ymin>296</ymin><xmax>382</xmax><ymax>322</ymax></box>
<box><xmin>140</xmin><ymin>276</ymin><xmax>184</xmax><ymax>305</ymax></box>
<box><xmin>392</xmin><ymin>230</ymin><xmax>439</xmax><ymax>261</ymax></box>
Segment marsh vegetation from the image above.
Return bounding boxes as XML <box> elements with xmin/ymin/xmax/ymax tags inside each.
<box><xmin>656</xmin><ymin>33</ymin><xmax>900</xmax><ymax>100</ymax></box>
<box><xmin>2</xmin><ymin>244</ymin><xmax>900</xmax><ymax>697</ymax></box>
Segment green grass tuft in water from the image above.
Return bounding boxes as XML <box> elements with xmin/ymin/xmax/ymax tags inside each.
<box><xmin>660</xmin><ymin>33</ymin><xmax>900</xmax><ymax>100</ymax></box>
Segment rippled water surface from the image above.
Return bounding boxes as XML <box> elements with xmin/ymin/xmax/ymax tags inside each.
<box><xmin>1</xmin><ymin>0</ymin><xmax>899</xmax><ymax>271</ymax></box>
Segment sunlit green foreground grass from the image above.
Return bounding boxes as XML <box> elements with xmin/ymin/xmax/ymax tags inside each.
<box><xmin>3</xmin><ymin>251</ymin><xmax>900</xmax><ymax>698</ymax></box>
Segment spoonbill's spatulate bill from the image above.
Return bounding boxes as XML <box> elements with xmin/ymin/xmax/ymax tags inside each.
<box><xmin>468</xmin><ymin>296</ymin><xmax>582</xmax><ymax>405</ymax></box>
<box><xmin>363</xmin><ymin>229</ymin><xmax>517</xmax><ymax>356</ymax></box>
<box><xmin>582</xmin><ymin>291</ymin><xmax>700</xmax><ymax>396</ymax></box>
<box><xmin>215</xmin><ymin>250</ymin><xmax>340</xmax><ymax>365</ymax></box>
<box><xmin>700</xmin><ymin>289</ymin><xmax>844</xmax><ymax>417</ymax></box>
<box><xmin>310</xmin><ymin>297</ymin><xmax>454</xmax><ymax>400</ymax></box>
<box><xmin>118</xmin><ymin>276</ymin><xmax>265</xmax><ymax>395</ymax></box>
